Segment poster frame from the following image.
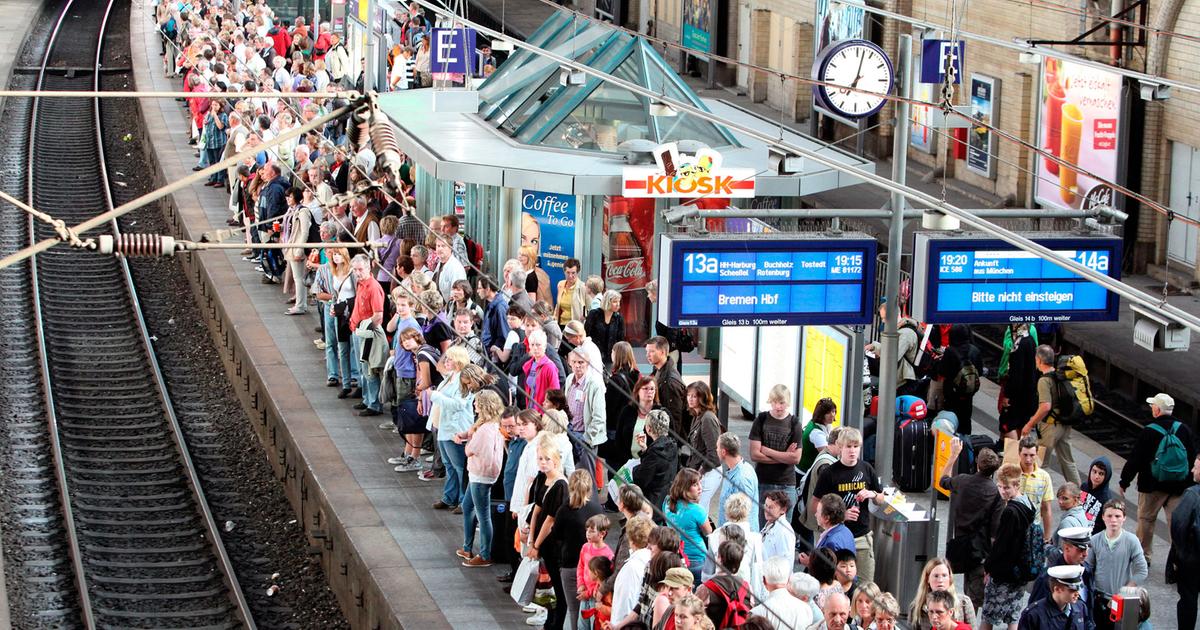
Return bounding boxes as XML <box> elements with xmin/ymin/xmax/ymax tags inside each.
<box><xmin>965</xmin><ymin>74</ymin><xmax>999</xmax><ymax>179</ymax></box>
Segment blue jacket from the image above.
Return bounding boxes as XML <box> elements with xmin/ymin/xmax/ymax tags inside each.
<box><xmin>429</xmin><ymin>372</ymin><xmax>476</xmax><ymax>439</ymax></box>
<box><xmin>259</xmin><ymin>175</ymin><xmax>290</xmax><ymax>221</ymax></box>
<box><xmin>482</xmin><ymin>294</ymin><xmax>509</xmax><ymax>354</ymax></box>
<box><xmin>1017</xmin><ymin>597</ymin><xmax>1090</xmax><ymax>630</ymax></box>
<box><xmin>503</xmin><ymin>438</ymin><xmax>527</xmax><ymax>501</ymax></box>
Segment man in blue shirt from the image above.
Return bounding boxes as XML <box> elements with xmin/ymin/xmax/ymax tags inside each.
<box><xmin>716</xmin><ymin>432</ymin><xmax>759</xmax><ymax>531</ymax></box>
<box><xmin>496</xmin><ymin>406</ymin><xmax>526</xmax><ymax>584</ymax></box>
<box><xmin>479</xmin><ymin>276</ymin><xmax>510</xmax><ymax>363</ymax></box>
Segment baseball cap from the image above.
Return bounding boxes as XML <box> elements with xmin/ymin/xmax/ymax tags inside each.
<box><xmin>659</xmin><ymin>567</ymin><xmax>694</xmax><ymax>589</ymax></box>
<box><xmin>1146</xmin><ymin>393</ymin><xmax>1175</xmax><ymax>410</ymax></box>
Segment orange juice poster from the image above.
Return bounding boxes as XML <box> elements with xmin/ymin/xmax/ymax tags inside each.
<box><xmin>1034</xmin><ymin>59</ymin><xmax>1122</xmax><ymax>211</ymax></box>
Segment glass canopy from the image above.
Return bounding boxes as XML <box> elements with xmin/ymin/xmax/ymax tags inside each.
<box><xmin>477</xmin><ymin>10</ymin><xmax>739</xmax><ymax>154</ymax></box>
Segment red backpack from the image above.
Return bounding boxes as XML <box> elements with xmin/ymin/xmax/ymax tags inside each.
<box><xmin>464</xmin><ymin>236</ymin><xmax>485</xmax><ymax>271</ymax></box>
<box><xmin>702</xmin><ymin>577</ymin><xmax>751</xmax><ymax>629</ymax></box>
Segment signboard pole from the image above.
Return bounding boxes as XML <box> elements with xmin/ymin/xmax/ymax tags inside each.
<box><xmin>364</xmin><ymin>0</ymin><xmax>376</xmax><ymax>92</ymax></box>
<box><xmin>877</xmin><ymin>34</ymin><xmax>912</xmax><ymax>487</ymax></box>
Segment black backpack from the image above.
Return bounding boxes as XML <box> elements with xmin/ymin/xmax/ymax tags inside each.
<box><xmin>1043</xmin><ymin>372</ymin><xmax>1084</xmax><ymax>425</ymax></box>
<box><xmin>946</xmin><ymin>347</ymin><xmax>981</xmax><ymax>398</ymax></box>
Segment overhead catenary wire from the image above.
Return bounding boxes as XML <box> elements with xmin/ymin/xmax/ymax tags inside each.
<box><xmin>409</xmin><ymin>0</ymin><xmax>1200</xmax><ymax>337</ymax></box>
<box><xmin>516</xmin><ymin>0</ymin><xmax>1199</xmax><ymax>231</ymax></box>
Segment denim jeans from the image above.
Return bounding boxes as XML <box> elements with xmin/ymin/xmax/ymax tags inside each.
<box><xmin>438</xmin><ymin>439</ymin><xmax>466</xmax><ymax>506</ymax></box>
<box><xmin>462</xmin><ymin>482</ymin><xmax>492</xmax><ymax>560</ymax></box>
<box><xmin>758</xmin><ymin>483</ymin><xmax>799</xmax><ymax>527</ymax></box>
<box><xmin>205</xmin><ymin>147</ymin><xmax>226</xmax><ymax>183</ymax></box>
<box><xmin>322</xmin><ymin>304</ymin><xmax>339</xmax><ymax>381</ymax></box>
<box><xmin>351</xmin><ymin>334</ymin><xmax>380</xmax><ymax>411</ymax></box>
<box><xmin>336</xmin><ymin>339</ymin><xmax>359</xmax><ymax>387</ymax></box>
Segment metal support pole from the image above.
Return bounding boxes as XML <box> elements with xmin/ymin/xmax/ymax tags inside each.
<box><xmin>365</xmin><ymin>0</ymin><xmax>377</xmax><ymax>93</ymax></box>
<box><xmin>876</xmin><ymin>34</ymin><xmax>912</xmax><ymax>487</ymax></box>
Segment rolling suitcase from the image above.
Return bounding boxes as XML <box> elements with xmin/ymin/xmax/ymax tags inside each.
<box><xmin>893</xmin><ymin>419</ymin><xmax>933</xmax><ymax>492</ymax></box>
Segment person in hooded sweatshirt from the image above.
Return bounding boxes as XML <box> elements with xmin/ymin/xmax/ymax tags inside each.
<box><xmin>937</xmin><ymin>324</ymin><xmax>982</xmax><ymax>435</ymax></box>
<box><xmin>1080</xmin><ymin>457</ymin><xmax>1113</xmax><ymax>535</ymax></box>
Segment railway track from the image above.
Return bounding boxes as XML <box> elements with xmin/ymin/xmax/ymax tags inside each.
<box><xmin>14</xmin><ymin>0</ymin><xmax>255</xmax><ymax>626</ymax></box>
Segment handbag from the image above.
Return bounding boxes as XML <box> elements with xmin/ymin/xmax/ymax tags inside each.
<box><xmin>509</xmin><ymin>555</ymin><xmax>540</xmax><ymax>605</ymax></box>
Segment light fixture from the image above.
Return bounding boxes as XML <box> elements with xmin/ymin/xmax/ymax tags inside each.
<box><xmin>650</xmin><ymin>101</ymin><xmax>677</xmax><ymax>117</ymax></box>
<box><xmin>559</xmin><ymin>66</ymin><xmax>586</xmax><ymax>86</ymax></box>
<box><xmin>491</xmin><ymin>39</ymin><xmax>514</xmax><ymax>52</ymax></box>
<box><xmin>1018</xmin><ymin>51</ymin><xmax>1042</xmax><ymax>64</ymax></box>
<box><xmin>1138</xmin><ymin>80</ymin><xmax>1171</xmax><ymax>101</ymax></box>
<box><xmin>922</xmin><ymin>210</ymin><xmax>961</xmax><ymax>231</ymax></box>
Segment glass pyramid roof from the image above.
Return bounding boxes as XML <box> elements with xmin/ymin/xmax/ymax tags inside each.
<box><xmin>477</xmin><ymin>11</ymin><xmax>739</xmax><ymax>153</ymax></box>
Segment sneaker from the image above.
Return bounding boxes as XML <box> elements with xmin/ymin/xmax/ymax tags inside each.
<box><xmin>387</xmin><ymin>456</ymin><xmax>407</xmax><ymax>464</ymax></box>
<box><xmin>451</xmin><ymin>505</ymin><xmax>463</xmax><ymax>515</ymax></box>
<box><xmin>353</xmin><ymin>403</ymin><xmax>368</xmax><ymax>410</ymax></box>
<box><xmin>315</xmin><ymin>341</ymin><xmax>327</xmax><ymax>350</ymax></box>
<box><xmin>380</xmin><ymin>423</ymin><xmax>398</xmax><ymax>431</ymax></box>
<box><xmin>432</xmin><ymin>500</ymin><xmax>452</xmax><ymax>510</ymax></box>
<box><xmin>455</xmin><ymin>548</ymin><xmax>472</xmax><ymax>560</ymax></box>
<box><xmin>393</xmin><ymin>461</ymin><xmax>422</xmax><ymax>473</ymax></box>
<box><xmin>337</xmin><ymin>389</ymin><xmax>351</xmax><ymax>399</ymax></box>
<box><xmin>359</xmin><ymin>408</ymin><xmax>382</xmax><ymax>417</ymax></box>
<box><xmin>418</xmin><ymin>470</ymin><xmax>437</xmax><ymax>481</ymax></box>
<box><xmin>424</xmin><ymin>455</ymin><xmax>434</xmax><ymax>463</ymax></box>
<box><xmin>524</xmin><ymin>607</ymin><xmax>547</xmax><ymax>626</ymax></box>
<box><xmin>463</xmin><ymin>556</ymin><xmax>493</xmax><ymax>568</ymax></box>
<box><xmin>326</xmin><ymin>378</ymin><xmax>340</xmax><ymax>387</ymax></box>
<box><xmin>521</xmin><ymin>604</ymin><xmax>541</xmax><ymax>614</ymax></box>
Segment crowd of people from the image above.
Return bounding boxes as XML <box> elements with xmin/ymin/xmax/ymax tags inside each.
<box><xmin>151</xmin><ymin>1</ymin><xmax>1197</xmax><ymax>629</ymax></box>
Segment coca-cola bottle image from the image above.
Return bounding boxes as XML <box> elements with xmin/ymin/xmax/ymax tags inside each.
<box><xmin>605</xmin><ymin>205</ymin><xmax>650</xmax><ymax>343</ymax></box>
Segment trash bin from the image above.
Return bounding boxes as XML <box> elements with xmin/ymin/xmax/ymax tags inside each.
<box><xmin>870</xmin><ymin>498</ymin><xmax>940</xmax><ymax>620</ymax></box>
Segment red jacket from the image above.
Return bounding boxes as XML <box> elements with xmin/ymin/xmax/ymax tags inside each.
<box><xmin>313</xmin><ymin>32</ymin><xmax>332</xmax><ymax>60</ymax></box>
<box><xmin>270</xmin><ymin>28</ymin><xmax>291</xmax><ymax>59</ymax></box>
<box><xmin>522</xmin><ymin>355</ymin><xmax>559</xmax><ymax>411</ymax></box>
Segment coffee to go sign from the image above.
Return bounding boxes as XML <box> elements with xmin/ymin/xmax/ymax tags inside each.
<box><xmin>622</xmin><ymin>143</ymin><xmax>756</xmax><ymax>198</ymax></box>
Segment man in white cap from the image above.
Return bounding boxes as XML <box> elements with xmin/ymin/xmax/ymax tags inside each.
<box><xmin>1029</xmin><ymin>527</ymin><xmax>1094</xmax><ymax>621</ymax></box>
<box><xmin>1017</xmin><ymin>565</ymin><xmax>1089</xmax><ymax>629</ymax></box>
<box><xmin>1118</xmin><ymin>392</ymin><xmax>1197</xmax><ymax>566</ymax></box>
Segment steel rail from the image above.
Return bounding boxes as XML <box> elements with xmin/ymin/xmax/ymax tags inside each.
<box><xmin>26</xmin><ymin>0</ymin><xmax>98</xmax><ymax>625</ymax></box>
<box><xmin>90</xmin><ymin>1</ymin><xmax>257</xmax><ymax>626</ymax></box>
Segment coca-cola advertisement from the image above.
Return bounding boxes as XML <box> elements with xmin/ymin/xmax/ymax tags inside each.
<box><xmin>602</xmin><ymin>196</ymin><xmax>656</xmax><ymax>344</ymax></box>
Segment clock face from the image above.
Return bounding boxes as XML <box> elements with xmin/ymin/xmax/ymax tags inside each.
<box><xmin>815</xmin><ymin>40</ymin><xmax>894</xmax><ymax>118</ymax></box>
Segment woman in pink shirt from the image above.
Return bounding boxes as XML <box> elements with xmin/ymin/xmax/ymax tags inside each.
<box><xmin>457</xmin><ymin>390</ymin><xmax>505</xmax><ymax>567</ymax></box>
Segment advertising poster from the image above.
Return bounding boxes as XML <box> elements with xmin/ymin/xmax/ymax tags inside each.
<box><xmin>799</xmin><ymin>326</ymin><xmax>847</xmax><ymax>422</ymax></box>
<box><xmin>682</xmin><ymin>0</ymin><xmax>712</xmax><ymax>53</ymax></box>
<box><xmin>602</xmin><ymin>196</ymin><xmax>657</xmax><ymax>344</ymax></box>
<box><xmin>521</xmin><ymin>190</ymin><xmax>578</xmax><ymax>299</ymax></box>
<box><xmin>1034</xmin><ymin>58</ymin><xmax>1123</xmax><ymax>210</ymax></box>
<box><xmin>966</xmin><ymin>75</ymin><xmax>998</xmax><ymax>178</ymax></box>
<box><xmin>814</xmin><ymin>0</ymin><xmax>865</xmax><ymax>56</ymax></box>
<box><xmin>910</xmin><ymin>80</ymin><xmax>938</xmax><ymax>154</ymax></box>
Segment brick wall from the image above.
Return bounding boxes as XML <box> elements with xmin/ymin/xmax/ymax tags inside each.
<box><xmin>1157</xmin><ymin>0</ymin><xmax>1199</xmax><ymax>274</ymax></box>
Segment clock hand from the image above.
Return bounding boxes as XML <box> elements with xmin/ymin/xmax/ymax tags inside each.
<box><xmin>850</xmin><ymin>48</ymin><xmax>867</xmax><ymax>88</ymax></box>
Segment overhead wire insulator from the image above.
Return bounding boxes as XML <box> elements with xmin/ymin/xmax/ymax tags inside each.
<box><xmin>97</xmin><ymin>233</ymin><xmax>177</xmax><ymax>257</ymax></box>
<box><xmin>345</xmin><ymin>107</ymin><xmax>370</xmax><ymax>152</ymax></box>
<box><xmin>368</xmin><ymin>106</ymin><xmax>407</xmax><ymax>203</ymax></box>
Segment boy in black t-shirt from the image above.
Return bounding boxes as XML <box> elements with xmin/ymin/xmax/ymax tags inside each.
<box><xmin>812</xmin><ymin>427</ymin><xmax>885</xmax><ymax>583</ymax></box>
<box><xmin>749</xmin><ymin>384</ymin><xmax>803</xmax><ymax>526</ymax></box>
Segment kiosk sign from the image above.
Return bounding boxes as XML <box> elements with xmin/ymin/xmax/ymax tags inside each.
<box><xmin>623</xmin><ymin>143</ymin><xmax>755</xmax><ymax>198</ymax></box>
<box><xmin>657</xmin><ymin>234</ymin><xmax>877</xmax><ymax>327</ymax></box>
<box><xmin>912</xmin><ymin>233</ymin><xmax>1121</xmax><ymax>324</ymax></box>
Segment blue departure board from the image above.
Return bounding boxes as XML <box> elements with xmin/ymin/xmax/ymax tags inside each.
<box><xmin>658</xmin><ymin>235</ymin><xmax>878</xmax><ymax>327</ymax></box>
<box><xmin>912</xmin><ymin>234</ymin><xmax>1122</xmax><ymax>324</ymax></box>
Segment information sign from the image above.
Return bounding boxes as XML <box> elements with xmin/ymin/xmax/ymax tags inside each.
<box><xmin>912</xmin><ymin>233</ymin><xmax>1122</xmax><ymax>324</ymax></box>
<box><xmin>658</xmin><ymin>234</ymin><xmax>878</xmax><ymax>328</ymax></box>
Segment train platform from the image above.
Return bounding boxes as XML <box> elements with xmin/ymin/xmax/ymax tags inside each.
<box><xmin>128</xmin><ymin>3</ymin><xmax>525</xmax><ymax>628</ymax></box>
<box><xmin>121</xmin><ymin>3</ymin><xmax>1189</xmax><ymax>629</ymax></box>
